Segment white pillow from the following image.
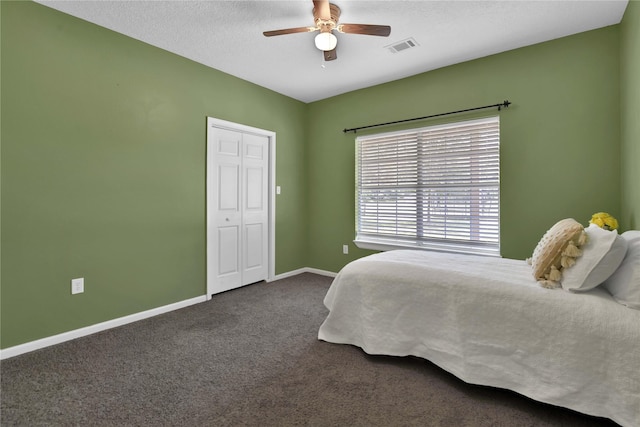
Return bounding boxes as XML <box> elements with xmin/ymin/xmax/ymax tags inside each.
<box><xmin>603</xmin><ymin>231</ymin><xmax>640</xmax><ymax>309</ymax></box>
<box><xmin>561</xmin><ymin>224</ymin><xmax>627</xmax><ymax>292</ymax></box>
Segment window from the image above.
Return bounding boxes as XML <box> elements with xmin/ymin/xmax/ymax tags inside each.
<box><xmin>355</xmin><ymin>116</ymin><xmax>500</xmax><ymax>256</ymax></box>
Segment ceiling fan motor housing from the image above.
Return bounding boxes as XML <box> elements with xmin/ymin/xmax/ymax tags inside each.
<box><xmin>314</xmin><ymin>3</ymin><xmax>341</xmax><ymax>32</ymax></box>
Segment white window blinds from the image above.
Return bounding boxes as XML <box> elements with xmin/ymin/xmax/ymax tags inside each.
<box><xmin>355</xmin><ymin>116</ymin><xmax>500</xmax><ymax>256</ymax></box>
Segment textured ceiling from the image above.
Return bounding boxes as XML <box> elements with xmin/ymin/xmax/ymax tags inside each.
<box><xmin>36</xmin><ymin>0</ymin><xmax>628</xmax><ymax>103</ymax></box>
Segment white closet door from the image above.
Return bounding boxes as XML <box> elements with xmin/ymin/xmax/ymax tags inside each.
<box><xmin>241</xmin><ymin>133</ymin><xmax>269</xmax><ymax>285</ymax></box>
<box><xmin>208</xmin><ymin>126</ymin><xmax>269</xmax><ymax>295</ymax></box>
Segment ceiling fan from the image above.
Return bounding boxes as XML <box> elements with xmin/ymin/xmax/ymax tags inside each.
<box><xmin>263</xmin><ymin>0</ymin><xmax>391</xmax><ymax>61</ymax></box>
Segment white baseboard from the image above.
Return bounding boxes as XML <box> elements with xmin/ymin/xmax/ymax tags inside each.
<box><xmin>271</xmin><ymin>267</ymin><xmax>337</xmax><ymax>281</ymax></box>
<box><xmin>1</xmin><ymin>267</ymin><xmax>337</xmax><ymax>360</ymax></box>
<box><xmin>304</xmin><ymin>267</ymin><xmax>337</xmax><ymax>278</ymax></box>
<box><xmin>0</xmin><ymin>295</ymin><xmax>207</xmax><ymax>360</ymax></box>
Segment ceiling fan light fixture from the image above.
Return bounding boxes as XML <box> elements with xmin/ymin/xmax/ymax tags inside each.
<box><xmin>315</xmin><ymin>32</ymin><xmax>337</xmax><ymax>51</ymax></box>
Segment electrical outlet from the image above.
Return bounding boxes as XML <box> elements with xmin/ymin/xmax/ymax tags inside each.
<box><xmin>343</xmin><ymin>244</ymin><xmax>349</xmax><ymax>254</ymax></box>
<box><xmin>71</xmin><ymin>278</ymin><xmax>84</xmax><ymax>295</ymax></box>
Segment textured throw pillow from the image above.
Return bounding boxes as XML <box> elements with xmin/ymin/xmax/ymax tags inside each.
<box><xmin>561</xmin><ymin>224</ymin><xmax>628</xmax><ymax>292</ymax></box>
<box><xmin>531</xmin><ymin>218</ymin><xmax>587</xmax><ymax>287</ymax></box>
<box><xmin>603</xmin><ymin>231</ymin><xmax>640</xmax><ymax>309</ymax></box>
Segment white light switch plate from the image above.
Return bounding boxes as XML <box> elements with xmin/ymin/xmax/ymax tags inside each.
<box><xmin>71</xmin><ymin>278</ymin><xmax>84</xmax><ymax>295</ymax></box>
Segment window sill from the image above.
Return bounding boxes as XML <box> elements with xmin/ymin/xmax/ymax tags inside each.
<box><xmin>354</xmin><ymin>238</ymin><xmax>501</xmax><ymax>258</ymax></box>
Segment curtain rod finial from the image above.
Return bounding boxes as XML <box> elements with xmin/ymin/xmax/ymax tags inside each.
<box><xmin>498</xmin><ymin>100</ymin><xmax>511</xmax><ymax>111</ymax></box>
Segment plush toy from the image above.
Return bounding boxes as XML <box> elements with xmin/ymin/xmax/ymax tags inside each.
<box><xmin>589</xmin><ymin>212</ymin><xmax>618</xmax><ymax>231</ymax></box>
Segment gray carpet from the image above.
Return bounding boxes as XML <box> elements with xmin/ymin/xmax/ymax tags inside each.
<box><xmin>1</xmin><ymin>273</ymin><xmax>617</xmax><ymax>426</ymax></box>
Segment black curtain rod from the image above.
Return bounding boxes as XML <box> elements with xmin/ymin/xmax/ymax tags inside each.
<box><xmin>343</xmin><ymin>100</ymin><xmax>512</xmax><ymax>134</ymax></box>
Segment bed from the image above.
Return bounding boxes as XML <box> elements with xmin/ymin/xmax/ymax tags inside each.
<box><xmin>318</xmin><ymin>237</ymin><xmax>640</xmax><ymax>426</ymax></box>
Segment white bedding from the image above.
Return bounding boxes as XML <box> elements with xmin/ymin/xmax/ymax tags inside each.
<box><xmin>318</xmin><ymin>250</ymin><xmax>640</xmax><ymax>427</ymax></box>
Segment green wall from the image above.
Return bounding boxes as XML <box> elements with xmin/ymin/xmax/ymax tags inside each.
<box><xmin>306</xmin><ymin>26</ymin><xmax>621</xmax><ymax>272</ymax></box>
<box><xmin>621</xmin><ymin>0</ymin><xmax>640</xmax><ymax>229</ymax></box>
<box><xmin>1</xmin><ymin>1</ymin><xmax>636</xmax><ymax>350</ymax></box>
<box><xmin>0</xmin><ymin>1</ymin><xmax>308</xmax><ymax>348</ymax></box>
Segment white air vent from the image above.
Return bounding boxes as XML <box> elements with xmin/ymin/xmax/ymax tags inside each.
<box><xmin>386</xmin><ymin>38</ymin><xmax>419</xmax><ymax>54</ymax></box>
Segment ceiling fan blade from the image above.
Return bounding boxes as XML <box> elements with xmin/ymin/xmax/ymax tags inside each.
<box><xmin>337</xmin><ymin>24</ymin><xmax>391</xmax><ymax>37</ymax></box>
<box><xmin>263</xmin><ymin>26</ymin><xmax>317</xmax><ymax>37</ymax></box>
<box><xmin>324</xmin><ymin>48</ymin><xmax>337</xmax><ymax>61</ymax></box>
<box><xmin>313</xmin><ymin>0</ymin><xmax>331</xmax><ymax>21</ymax></box>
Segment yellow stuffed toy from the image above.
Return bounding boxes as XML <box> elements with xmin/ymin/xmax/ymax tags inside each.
<box><xmin>589</xmin><ymin>212</ymin><xmax>618</xmax><ymax>231</ymax></box>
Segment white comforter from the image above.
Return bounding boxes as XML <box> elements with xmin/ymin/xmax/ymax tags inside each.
<box><xmin>318</xmin><ymin>250</ymin><xmax>640</xmax><ymax>427</ymax></box>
